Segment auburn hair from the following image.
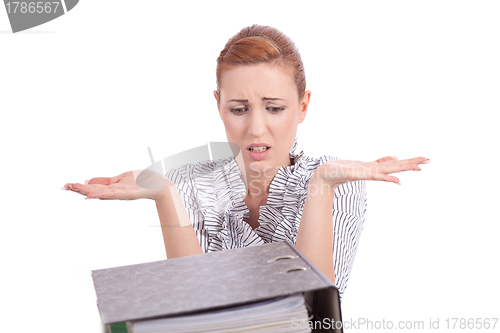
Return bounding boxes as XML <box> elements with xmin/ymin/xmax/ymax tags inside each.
<box><xmin>216</xmin><ymin>24</ymin><xmax>306</xmax><ymax>100</ymax></box>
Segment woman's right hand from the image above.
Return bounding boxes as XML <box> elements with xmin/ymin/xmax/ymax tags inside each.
<box><xmin>63</xmin><ymin>170</ymin><xmax>170</xmax><ymax>201</ymax></box>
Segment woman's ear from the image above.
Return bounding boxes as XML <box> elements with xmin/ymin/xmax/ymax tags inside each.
<box><xmin>213</xmin><ymin>90</ymin><xmax>222</xmax><ymax>119</ymax></box>
<box><xmin>298</xmin><ymin>90</ymin><xmax>311</xmax><ymax>124</ymax></box>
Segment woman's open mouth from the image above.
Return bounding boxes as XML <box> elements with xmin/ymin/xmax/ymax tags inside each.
<box><xmin>248</xmin><ymin>146</ymin><xmax>269</xmax><ymax>152</ymax></box>
<box><xmin>247</xmin><ymin>144</ymin><xmax>271</xmax><ymax>160</ymax></box>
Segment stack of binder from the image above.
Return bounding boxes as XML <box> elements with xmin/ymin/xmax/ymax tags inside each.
<box><xmin>92</xmin><ymin>241</ymin><xmax>343</xmax><ymax>333</ymax></box>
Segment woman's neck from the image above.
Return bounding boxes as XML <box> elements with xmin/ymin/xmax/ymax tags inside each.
<box><xmin>245</xmin><ymin>172</ymin><xmax>274</xmax><ymax>198</ymax></box>
<box><xmin>244</xmin><ymin>161</ymin><xmax>287</xmax><ymax>198</ymax></box>
<box><xmin>234</xmin><ymin>153</ymin><xmax>294</xmax><ymax>199</ymax></box>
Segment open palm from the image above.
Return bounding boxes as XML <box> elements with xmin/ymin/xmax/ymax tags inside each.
<box><xmin>315</xmin><ymin>156</ymin><xmax>429</xmax><ymax>187</ymax></box>
<box><xmin>63</xmin><ymin>169</ymin><xmax>168</xmax><ymax>201</ymax></box>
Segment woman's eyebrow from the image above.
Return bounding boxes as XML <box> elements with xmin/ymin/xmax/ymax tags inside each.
<box><xmin>227</xmin><ymin>97</ymin><xmax>284</xmax><ymax>103</ymax></box>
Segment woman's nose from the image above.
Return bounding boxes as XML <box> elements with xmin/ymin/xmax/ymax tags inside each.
<box><xmin>246</xmin><ymin>109</ymin><xmax>267</xmax><ymax>137</ymax></box>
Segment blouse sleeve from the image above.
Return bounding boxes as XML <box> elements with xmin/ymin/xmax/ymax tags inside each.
<box><xmin>332</xmin><ymin>180</ymin><xmax>367</xmax><ymax>300</ymax></box>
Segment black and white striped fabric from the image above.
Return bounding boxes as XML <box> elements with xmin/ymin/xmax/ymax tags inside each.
<box><xmin>165</xmin><ymin>141</ymin><xmax>367</xmax><ymax>300</ymax></box>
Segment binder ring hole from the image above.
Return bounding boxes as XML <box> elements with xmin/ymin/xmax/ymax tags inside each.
<box><xmin>282</xmin><ymin>267</ymin><xmax>309</xmax><ymax>274</ymax></box>
<box><xmin>267</xmin><ymin>255</ymin><xmax>298</xmax><ymax>263</ymax></box>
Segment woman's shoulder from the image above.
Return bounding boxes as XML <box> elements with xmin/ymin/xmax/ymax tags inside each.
<box><xmin>296</xmin><ymin>152</ymin><xmax>366</xmax><ymax>194</ymax></box>
<box><xmin>164</xmin><ymin>156</ymin><xmax>239</xmax><ymax>186</ymax></box>
<box><xmin>165</xmin><ymin>156</ymin><xmax>245</xmax><ymax>212</ymax></box>
<box><xmin>289</xmin><ymin>140</ymin><xmax>339</xmax><ymax>170</ymax></box>
<box><xmin>294</xmin><ymin>152</ymin><xmax>339</xmax><ymax>173</ymax></box>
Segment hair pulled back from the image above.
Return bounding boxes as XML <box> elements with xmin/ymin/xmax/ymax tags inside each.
<box><xmin>216</xmin><ymin>24</ymin><xmax>306</xmax><ymax>100</ymax></box>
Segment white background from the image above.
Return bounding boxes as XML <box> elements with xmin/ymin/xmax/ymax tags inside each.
<box><xmin>1</xmin><ymin>1</ymin><xmax>499</xmax><ymax>332</ymax></box>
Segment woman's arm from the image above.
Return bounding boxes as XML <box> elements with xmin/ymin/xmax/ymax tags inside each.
<box><xmin>64</xmin><ymin>170</ymin><xmax>203</xmax><ymax>258</ymax></box>
<box><xmin>295</xmin><ymin>173</ymin><xmax>337</xmax><ymax>283</ymax></box>
<box><xmin>295</xmin><ymin>156</ymin><xmax>429</xmax><ymax>284</ymax></box>
<box><xmin>155</xmin><ymin>185</ymin><xmax>203</xmax><ymax>258</ymax></box>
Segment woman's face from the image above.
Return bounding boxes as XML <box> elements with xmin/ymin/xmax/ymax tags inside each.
<box><xmin>215</xmin><ymin>63</ymin><xmax>310</xmax><ymax>177</ymax></box>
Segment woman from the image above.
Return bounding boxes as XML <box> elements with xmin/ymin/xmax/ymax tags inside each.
<box><xmin>63</xmin><ymin>25</ymin><xmax>428</xmax><ymax>300</ymax></box>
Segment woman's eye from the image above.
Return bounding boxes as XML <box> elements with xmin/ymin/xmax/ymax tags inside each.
<box><xmin>268</xmin><ymin>107</ymin><xmax>284</xmax><ymax>113</ymax></box>
<box><xmin>230</xmin><ymin>108</ymin><xmax>247</xmax><ymax>115</ymax></box>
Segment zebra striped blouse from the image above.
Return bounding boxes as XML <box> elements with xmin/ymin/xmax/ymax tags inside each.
<box><xmin>165</xmin><ymin>141</ymin><xmax>367</xmax><ymax>300</ymax></box>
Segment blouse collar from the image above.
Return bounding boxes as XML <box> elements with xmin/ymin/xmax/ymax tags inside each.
<box><xmin>288</xmin><ymin>137</ymin><xmax>304</xmax><ymax>166</ymax></box>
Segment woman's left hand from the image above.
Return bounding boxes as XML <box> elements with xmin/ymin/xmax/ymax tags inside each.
<box><xmin>313</xmin><ymin>156</ymin><xmax>430</xmax><ymax>188</ymax></box>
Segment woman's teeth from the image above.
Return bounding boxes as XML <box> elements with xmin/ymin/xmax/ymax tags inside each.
<box><xmin>249</xmin><ymin>147</ymin><xmax>269</xmax><ymax>152</ymax></box>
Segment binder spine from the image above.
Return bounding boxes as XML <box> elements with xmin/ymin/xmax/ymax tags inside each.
<box><xmin>283</xmin><ymin>241</ymin><xmax>343</xmax><ymax>333</ymax></box>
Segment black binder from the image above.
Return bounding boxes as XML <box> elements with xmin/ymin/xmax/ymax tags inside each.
<box><xmin>91</xmin><ymin>241</ymin><xmax>343</xmax><ymax>333</ymax></box>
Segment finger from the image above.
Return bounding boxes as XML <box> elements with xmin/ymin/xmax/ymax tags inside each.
<box><xmin>376</xmin><ymin>162</ymin><xmax>419</xmax><ymax>174</ymax></box>
<box><xmin>390</xmin><ymin>157</ymin><xmax>428</xmax><ymax>166</ymax></box>
<box><xmin>64</xmin><ymin>183</ymin><xmax>89</xmax><ymax>196</ymax></box>
<box><xmin>88</xmin><ymin>173</ymin><xmax>125</xmax><ymax>185</ymax></box>
<box><xmin>376</xmin><ymin>157</ymin><xmax>429</xmax><ymax>174</ymax></box>
<box><xmin>63</xmin><ymin>183</ymin><xmax>85</xmax><ymax>190</ymax></box>
<box><xmin>410</xmin><ymin>157</ymin><xmax>430</xmax><ymax>165</ymax></box>
<box><xmin>68</xmin><ymin>183</ymin><xmax>93</xmax><ymax>195</ymax></box>
<box><xmin>85</xmin><ymin>183</ymin><xmax>122</xmax><ymax>190</ymax></box>
<box><xmin>68</xmin><ymin>183</ymin><xmax>110</xmax><ymax>195</ymax></box>
<box><xmin>375</xmin><ymin>173</ymin><xmax>401</xmax><ymax>185</ymax></box>
<box><xmin>376</xmin><ymin>156</ymin><xmax>398</xmax><ymax>163</ymax></box>
<box><xmin>88</xmin><ymin>177</ymin><xmax>112</xmax><ymax>185</ymax></box>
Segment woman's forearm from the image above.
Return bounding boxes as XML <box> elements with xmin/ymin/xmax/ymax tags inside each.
<box><xmin>295</xmin><ymin>173</ymin><xmax>336</xmax><ymax>283</ymax></box>
<box><xmin>155</xmin><ymin>185</ymin><xmax>203</xmax><ymax>259</ymax></box>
